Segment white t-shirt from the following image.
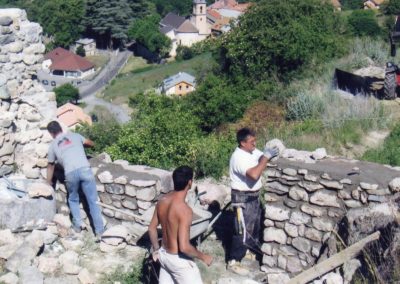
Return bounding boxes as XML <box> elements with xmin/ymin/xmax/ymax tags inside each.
<box><xmin>229</xmin><ymin>147</ymin><xmax>263</xmax><ymax>191</ymax></box>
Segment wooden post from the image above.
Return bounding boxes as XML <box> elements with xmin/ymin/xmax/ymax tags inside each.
<box><xmin>287</xmin><ymin>231</ymin><xmax>380</xmax><ymax>284</ymax></box>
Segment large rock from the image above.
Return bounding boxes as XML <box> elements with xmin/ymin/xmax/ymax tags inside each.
<box><xmin>59</xmin><ymin>251</ymin><xmax>81</xmax><ymax>275</ymax></box>
<box><xmin>264</xmin><ymin>227</ymin><xmax>287</xmax><ymax>244</ymax></box>
<box><xmin>196</xmin><ymin>179</ymin><xmax>229</xmax><ymax>206</ymax></box>
<box><xmin>18</xmin><ymin>266</ymin><xmax>44</xmax><ymax>284</ymax></box>
<box><xmin>0</xmin><ymin>16</ymin><xmax>12</xmax><ymax>26</ymax></box>
<box><xmin>389</xmin><ymin>177</ymin><xmax>400</xmax><ymax>192</ymax></box>
<box><xmin>310</xmin><ymin>190</ymin><xmax>341</xmax><ymax>208</ymax></box>
<box><xmin>37</xmin><ymin>256</ymin><xmax>60</xmax><ymax>274</ymax></box>
<box><xmin>5</xmin><ymin>231</ymin><xmax>44</xmax><ymax>272</ymax></box>
<box><xmin>27</xmin><ymin>182</ymin><xmax>53</xmax><ymax>198</ymax></box>
<box><xmin>136</xmin><ymin>186</ymin><xmax>156</xmax><ymax>201</ymax></box>
<box><xmin>102</xmin><ymin>225</ymin><xmax>129</xmax><ymax>246</ymax></box>
<box><xmin>265</xmin><ymin>204</ymin><xmax>290</xmax><ymax>221</ymax></box>
<box><xmin>0</xmin><ymin>272</ymin><xmax>18</xmax><ymax>284</ymax></box>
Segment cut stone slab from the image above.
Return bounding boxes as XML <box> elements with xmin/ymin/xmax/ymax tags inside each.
<box><xmin>264</xmin><ymin>204</ymin><xmax>290</xmax><ymax>221</ymax></box>
<box><xmin>27</xmin><ymin>182</ymin><xmax>53</xmax><ymax>198</ymax></box>
<box><xmin>0</xmin><ymin>272</ymin><xmax>18</xmax><ymax>284</ymax></box>
<box><xmin>310</xmin><ymin>190</ymin><xmax>341</xmax><ymax>208</ymax></box>
<box><xmin>102</xmin><ymin>225</ymin><xmax>129</xmax><ymax>246</ymax></box>
<box><xmin>263</xmin><ymin>227</ymin><xmax>287</xmax><ymax>244</ymax></box>
<box><xmin>18</xmin><ymin>266</ymin><xmax>43</xmax><ymax>284</ymax></box>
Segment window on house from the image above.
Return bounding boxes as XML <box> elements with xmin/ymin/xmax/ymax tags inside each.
<box><xmin>200</xmin><ymin>6</ymin><xmax>203</xmax><ymax>13</ymax></box>
<box><xmin>186</xmin><ymin>85</ymin><xmax>189</xmax><ymax>89</ymax></box>
<box><xmin>179</xmin><ymin>85</ymin><xmax>182</xmax><ymax>90</ymax></box>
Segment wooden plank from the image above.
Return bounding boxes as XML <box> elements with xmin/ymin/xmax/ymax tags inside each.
<box><xmin>287</xmin><ymin>231</ymin><xmax>380</xmax><ymax>284</ymax></box>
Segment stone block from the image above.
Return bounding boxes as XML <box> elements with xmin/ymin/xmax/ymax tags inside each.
<box><xmin>136</xmin><ymin>186</ymin><xmax>156</xmax><ymax>201</ymax></box>
<box><xmin>292</xmin><ymin>237</ymin><xmax>311</xmax><ymax>253</ymax></box>
<box><xmin>264</xmin><ymin>227</ymin><xmax>287</xmax><ymax>244</ymax></box>
<box><xmin>310</xmin><ymin>190</ymin><xmax>341</xmax><ymax>208</ymax></box>
<box><xmin>105</xmin><ymin>183</ymin><xmax>124</xmax><ymax>195</ymax></box>
<box><xmin>300</xmin><ymin>204</ymin><xmax>325</xmax><ymax>217</ymax></box>
<box><xmin>290</xmin><ymin>211</ymin><xmax>311</xmax><ymax>225</ymax></box>
<box><xmin>265</xmin><ymin>204</ymin><xmax>290</xmax><ymax>221</ymax></box>
<box><xmin>289</xmin><ymin>186</ymin><xmax>308</xmax><ymax>201</ymax></box>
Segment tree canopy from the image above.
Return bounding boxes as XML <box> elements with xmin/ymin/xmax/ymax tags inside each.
<box><xmin>54</xmin><ymin>83</ymin><xmax>80</xmax><ymax>107</ymax></box>
<box><xmin>217</xmin><ymin>0</ymin><xmax>344</xmax><ymax>81</ymax></box>
<box><xmin>128</xmin><ymin>14</ymin><xmax>171</xmax><ymax>57</ymax></box>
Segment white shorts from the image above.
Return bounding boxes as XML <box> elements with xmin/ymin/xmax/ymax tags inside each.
<box><xmin>158</xmin><ymin>247</ymin><xmax>203</xmax><ymax>284</ymax></box>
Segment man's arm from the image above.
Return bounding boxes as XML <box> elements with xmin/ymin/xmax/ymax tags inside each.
<box><xmin>148</xmin><ymin>206</ymin><xmax>160</xmax><ymax>260</ymax></box>
<box><xmin>83</xmin><ymin>139</ymin><xmax>94</xmax><ymax>148</ymax></box>
<box><xmin>178</xmin><ymin>206</ymin><xmax>213</xmax><ymax>266</ymax></box>
<box><xmin>47</xmin><ymin>163</ymin><xmax>55</xmax><ymax>185</ymax></box>
<box><xmin>246</xmin><ymin>156</ymin><xmax>268</xmax><ymax>181</ymax></box>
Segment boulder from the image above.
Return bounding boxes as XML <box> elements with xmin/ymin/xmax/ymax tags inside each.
<box><xmin>27</xmin><ymin>182</ymin><xmax>53</xmax><ymax>198</ymax></box>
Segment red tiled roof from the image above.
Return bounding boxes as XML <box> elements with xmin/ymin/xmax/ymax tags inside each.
<box><xmin>208</xmin><ymin>0</ymin><xmax>251</xmax><ymax>12</ymax></box>
<box><xmin>44</xmin><ymin>47</ymin><xmax>94</xmax><ymax>72</ymax></box>
<box><xmin>207</xmin><ymin>9</ymin><xmax>222</xmax><ymax>20</ymax></box>
<box><xmin>57</xmin><ymin>103</ymin><xmax>92</xmax><ymax>128</ymax></box>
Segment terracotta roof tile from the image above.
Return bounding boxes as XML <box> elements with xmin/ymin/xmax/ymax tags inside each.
<box><xmin>44</xmin><ymin>47</ymin><xmax>94</xmax><ymax>72</ymax></box>
<box><xmin>57</xmin><ymin>103</ymin><xmax>92</xmax><ymax>128</ymax></box>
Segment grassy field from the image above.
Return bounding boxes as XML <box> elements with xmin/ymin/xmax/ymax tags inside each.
<box><xmin>120</xmin><ymin>56</ymin><xmax>151</xmax><ymax>74</ymax></box>
<box><xmin>102</xmin><ymin>53</ymin><xmax>213</xmax><ymax>104</ymax></box>
<box><xmin>86</xmin><ymin>54</ymin><xmax>110</xmax><ymax>71</ymax></box>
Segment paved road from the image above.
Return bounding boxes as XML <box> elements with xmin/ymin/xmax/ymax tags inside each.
<box><xmin>78</xmin><ymin>50</ymin><xmax>131</xmax><ymax>124</ymax></box>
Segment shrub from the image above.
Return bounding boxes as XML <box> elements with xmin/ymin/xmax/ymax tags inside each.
<box><xmin>348</xmin><ymin>10</ymin><xmax>382</xmax><ymax>38</ymax></box>
<box><xmin>217</xmin><ymin>0</ymin><xmax>345</xmax><ymax>81</ymax></box>
<box><xmin>362</xmin><ymin>122</ymin><xmax>400</xmax><ymax>166</ymax></box>
<box><xmin>53</xmin><ymin>83</ymin><xmax>80</xmax><ymax>107</ymax></box>
<box><xmin>76</xmin><ymin>45</ymin><xmax>85</xmax><ymax>57</ymax></box>
<box><xmin>176</xmin><ymin>45</ymin><xmax>194</xmax><ymax>61</ymax></box>
<box><xmin>383</xmin><ymin>0</ymin><xmax>400</xmax><ymax>15</ymax></box>
<box><xmin>77</xmin><ymin>119</ymin><xmax>122</xmax><ymax>155</ymax></box>
<box><xmin>341</xmin><ymin>0</ymin><xmax>364</xmax><ymax>10</ymax></box>
<box><xmin>286</xmin><ymin>93</ymin><xmax>325</xmax><ymax>121</ymax></box>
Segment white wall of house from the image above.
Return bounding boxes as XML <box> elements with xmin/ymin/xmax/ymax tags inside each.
<box><xmin>166</xmin><ymin>86</ymin><xmax>176</xmax><ymax>96</ymax></box>
<box><xmin>42</xmin><ymin>59</ymin><xmax>52</xmax><ymax>72</ymax></box>
<box><xmin>176</xmin><ymin>33</ymin><xmax>207</xmax><ymax>47</ymax></box>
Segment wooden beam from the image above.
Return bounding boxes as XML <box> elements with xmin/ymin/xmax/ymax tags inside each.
<box><xmin>287</xmin><ymin>231</ymin><xmax>380</xmax><ymax>284</ymax></box>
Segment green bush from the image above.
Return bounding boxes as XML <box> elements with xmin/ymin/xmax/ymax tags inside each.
<box><xmin>77</xmin><ymin>119</ymin><xmax>122</xmax><ymax>155</ymax></box>
<box><xmin>176</xmin><ymin>45</ymin><xmax>194</xmax><ymax>61</ymax></box>
<box><xmin>348</xmin><ymin>10</ymin><xmax>382</xmax><ymax>38</ymax></box>
<box><xmin>286</xmin><ymin>93</ymin><xmax>325</xmax><ymax>121</ymax></box>
<box><xmin>383</xmin><ymin>0</ymin><xmax>400</xmax><ymax>15</ymax></box>
<box><xmin>341</xmin><ymin>0</ymin><xmax>364</xmax><ymax>10</ymax></box>
<box><xmin>363</xmin><ymin>122</ymin><xmax>400</xmax><ymax>166</ymax></box>
<box><xmin>217</xmin><ymin>0</ymin><xmax>345</xmax><ymax>81</ymax></box>
<box><xmin>53</xmin><ymin>83</ymin><xmax>80</xmax><ymax>107</ymax></box>
<box><xmin>76</xmin><ymin>45</ymin><xmax>85</xmax><ymax>57</ymax></box>
<box><xmin>100</xmin><ymin>263</ymin><xmax>143</xmax><ymax>284</ymax></box>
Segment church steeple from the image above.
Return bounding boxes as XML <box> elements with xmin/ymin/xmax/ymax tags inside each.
<box><xmin>192</xmin><ymin>0</ymin><xmax>209</xmax><ymax>35</ymax></box>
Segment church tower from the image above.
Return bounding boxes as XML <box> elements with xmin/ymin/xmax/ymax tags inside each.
<box><xmin>192</xmin><ymin>0</ymin><xmax>210</xmax><ymax>35</ymax></box>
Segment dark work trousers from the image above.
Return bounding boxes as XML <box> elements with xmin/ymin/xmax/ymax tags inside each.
<box><xmin>229</xmin><ymin>190</ymin><xmax>262</xmax><ymax>262</ymax></box>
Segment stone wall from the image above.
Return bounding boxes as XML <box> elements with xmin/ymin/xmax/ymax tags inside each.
<box><xmin>261</xmin><ymin>156</ymin><xmax>400</xmax><ymax>281</ymax></box>
<box><xmin>54</xmin><ymin>154</ymin><xmax>173</xmax><ymax>233</ymax></box>
<box><xmin>0</xmin><ymin>8</ymin><xmax>56</xmax><ymax>179</ymax></box>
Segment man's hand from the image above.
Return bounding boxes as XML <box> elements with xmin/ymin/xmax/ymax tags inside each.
<box><xmin>263</xmin><ymin>146</ymin><xmax>279</xmax><ymax>161</ymax></box>
<box><xmin>152</xmin><ymin>249</ymin><xmax>160</xmax><ymax>262</ymax></box>
<box><xmin>202</xmin><ymin>254</ymin><xmax>213</xmax><ymax>266</ymax></box>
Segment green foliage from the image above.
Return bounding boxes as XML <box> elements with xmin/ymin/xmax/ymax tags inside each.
<box><xmin>84</xmin><ymin>0</ymin><xmax>152</xmax><ymax>48</ymax></box>
<box><xmin>108</xmin><ymin>93</ymin><xmax>201</xmax><ymax>169</ymax></box>
<box><xmin>286</xmin><ymin>93</ymin><xmax>325</xmax><ymax>121</ymax></box>
<box><xmin>185</xmin><ymin>74</ymin><xmax>264</xmax><ymax>132</ymax></box>
<box><xmin>176</xmin><ymin>45</ymin><xmax>194</xmax><ymax>61</ymax></box>
<box><xmin>341</xmin><ymin>0</ymin><xmax>364</xmax><ymax>10</ymax></box>
<box><xmin>77</xmin><ymin>120</ymin><xmax>122</xmax><ymax>155</ymax></box>
<box><xmin>217</xmin><ymin>0</ymin><xmax>345</xmax><ymax>81</ymax></box>
<box><xmin>347</xmin><ymin>10</ymin><xmax>382</xmax><ymax>38</ymax></box>
<box><xmin>383</xmin><ymin>0</ymin><xmax>400</xmax><ymax>15</ymax></box>
<box><xmin>148</xmin><ymin>0</ymin><xmax>192</xmax><ymax>16</ymax></box>
<box><xmin>100</xmin><ymin>263</ymin><xmax>143</xmax><ymax>284</ymax></box>
<box><xmin>128</xmin><ymin>14</ymin><xmax>171</xmax><ymax>57</ymax></box>
<box><xmin>363</xmin><ymin>123</ymin><xmax>400</xmax><ymax>166</ymax></box>
<box><xmin>76</xmin><ymin>45</ymin><xmax>86</xmax><ymax>57</ymax></box>
<box><xmin>26</xmin><ymin>0</ymin><xmax>85</xmax><ymax>48</ymax></box>
<box><xmin>54</xmin><ymin>84</ymin><xmax>80</xmax><ymax>107</ymax></box>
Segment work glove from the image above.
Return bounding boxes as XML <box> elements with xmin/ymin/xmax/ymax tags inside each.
<box><xmin>263</xmin><ymin>146</ymin><xmax>279</xmax><ymax>161</ymax></box>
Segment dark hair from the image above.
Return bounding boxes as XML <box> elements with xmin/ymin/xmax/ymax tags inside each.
<box><xmin>236</xmin><ymin>127</ymin><xmax>255</xmax><ymax>145</ymax></box>
<box><xmin>47</xmin><ymin>121</ymin><xmax>62</xmax><ymax>135</ymax></box>
<box><xmin>172</xmin><ymin>166</ymin><xmax>193</xmax><ymax>191</ymax></box>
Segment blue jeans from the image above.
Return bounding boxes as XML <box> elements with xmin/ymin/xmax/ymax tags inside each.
<box><xmin>65</xmin><ymin>167</ymin><xmax>104</xmax><ymax>235</ymax></box>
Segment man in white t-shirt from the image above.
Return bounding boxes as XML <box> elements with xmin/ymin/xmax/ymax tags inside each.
<box><xmin>227</xmin><ymin>128</ymin><xmax>279</xmax><ymax>275</ymax></box>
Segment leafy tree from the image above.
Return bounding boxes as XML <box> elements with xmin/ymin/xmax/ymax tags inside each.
<box><xmin>148</xmin><ymin>0</ymin><xmax>193</xmax><ymax>16</ymax></box>
<box><xmin>76</xmin><ymin>45</ymin><xmax>86</xmax><ymax>57</ymax></box>
<box><xmin>84</xmin><ymin>0</ymin><xmax>152</xmax><ymax>48</ymax></box>
<box><xmin>383</xmin><ymin>0</ymin><xmax>400</xmax><ymax>15</ymax></box>
<box><xmin>217</xmin><ymin>0</ymin><xmax>344</xmax><ymax>81</ymax></box>
<box><xmin>27</xmin><ymin>0</ymin><xmax>85</xmax><ymax>48</ymax></box>
<box><xmin>128</xmin><ymin>14</ymin><xmax>171</xmax><ymax>57</ymax></box>
<box><xmin>176</xmin><ymin>46</ymin><xmax>194</xmax><ymax>61</ymax></box>
<box><xmin>77</xmin><ymin>120</ymin><xmax>122</xmax><ymax>154</ymax></box>
<box><xmin>341</xmin><ymin>0</ymin><xmax>364</xmax><ymax>10</ymax></box>
<box><xmin>184</xmin><ymin>74</ymin><xmax>263</xmax><ymax>132</ymax></box>
<box><xmin>54</xmin><ymin>83</ymin><xmax>80</xmax><ymax>107</ymax></box>
<box><xmin>347</xmin><ymin>10</ymin><xmax>382</xmax><ymax>37</ymax></box>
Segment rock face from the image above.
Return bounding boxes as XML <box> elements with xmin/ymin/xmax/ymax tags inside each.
<box><xmin>0</xmin><ymin>8</ymin><xmax>56</xmax><ymax>180</ymax></box>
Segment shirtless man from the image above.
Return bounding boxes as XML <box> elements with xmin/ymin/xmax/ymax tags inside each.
<box><xmin>148</xmin><ymin>166</ymin><xmax>213</xmax><ymax>284</ymax></box>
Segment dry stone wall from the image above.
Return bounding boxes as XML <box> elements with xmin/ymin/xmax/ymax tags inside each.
<box><xmin>261</xmin><ymin>157</ymin><xmax>400</xmax><ymax>281</ymax></box>
<box><xmin>54</xmin><ymin>155</ymin><xmax>173</xmax><ymax>233</ymax></box>
<box><xmin>0</xmin><ymin>8</ymin><xmax>56</xmax><ymax>179</ymax></box>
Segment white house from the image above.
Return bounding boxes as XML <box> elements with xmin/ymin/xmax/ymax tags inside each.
<box><xmin>75</xmin><ymin>38</ymin><xmax>97</xmax><ymax>56</ymax></box>
<box><xmin>42</xmin><ymin>47</ymin><xmax>95</xmax><ymax>79</ymax></box>
<box><xmin>160</xmin><ymin>72</ymin><xmax>196</xmax><ymax>96</ymax></box>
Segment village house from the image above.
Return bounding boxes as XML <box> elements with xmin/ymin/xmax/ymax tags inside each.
<box><xmin>159</xmin><ymin>72</ymin><xmax>196</xmax><ymax>96</ymax></box>
<box><xmin>57</xmin><ymin>102</ymin><xmax>92</xmax><ymax>129</ymax></box>
<box><xmin>363</xmin><ymin>0</ymin><xmax>384</xmax><ymax>9</ymax></box>
<box><xmin>42</xmin><ymin>47</ymin><xmax>95</xmax><ymax>79</ymax></box>
<box><xmin>74</xmin><ymin>38</ymin><xmax>97</xmax><ymax>56</ymax></box>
